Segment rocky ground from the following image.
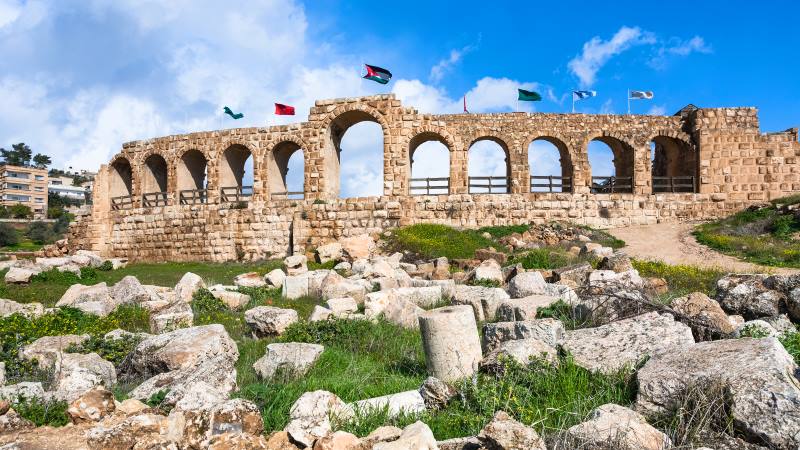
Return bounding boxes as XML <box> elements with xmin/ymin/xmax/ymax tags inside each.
<box><xmin>0</xmin><ymin>224</ymin><xmax>798</xmax><ymax>449</ymax></box>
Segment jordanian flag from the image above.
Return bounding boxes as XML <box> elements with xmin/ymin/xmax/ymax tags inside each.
<box><xmin>223</xmin><ymin>106</ymin><xmax>244</xmax><ymax>119</ymax></box>
<box><xmin>517</xmin><ymin>89</ymin><xmax>542</xmax><ymax>101</ymax></box>
<box><xmin>363</xmin><ymin>64</ymin><xmax>392</xmax><ymax>84</ymax></box>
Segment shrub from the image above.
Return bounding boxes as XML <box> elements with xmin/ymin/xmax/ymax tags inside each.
<box><xmin>0</xmin><ymin>222</ymin><xmax>19</xmax><ymax>247</ymax></box>
<box><xmin>11</xmin><ymin>396</ymin><xmax>70</xmax><ymax>427</ymax></box>
<box><xmin>26</xmin><ymin>221</ymin><xmax>53</xmax><ymax>244</ymax></box>
<box><xmin>511</xmin><ymin>248</ymin><xmax>582</xmax><ymax>270</ymax></box>
<box><xmin>98</xmin><ymin>260</ymin><xmax>114</xmax><ymax>271</ymax></box>
<box><xmin>737</xmin><ymin>323</ymin><xmax>773</xmax><ymax>338</ymax></box>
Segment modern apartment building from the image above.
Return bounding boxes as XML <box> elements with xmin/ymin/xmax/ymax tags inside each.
<box><xmin>49</xmin><ymin>175</ymin><xmax>89</xmax><ymax>204</ymax></box>
<box><xmin>0</xmin><ymin>164</ymin><xmax>49</xmax><ymax>218</ymax></box>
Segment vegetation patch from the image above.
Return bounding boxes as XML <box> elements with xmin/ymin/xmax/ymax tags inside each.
<box><xmin>66</xmin><ymin>334</ymin><xmax>143</xmax><ymax>366</ymax></box>
<box><xmin>632</xmin><ymin>259</ymin><xmax>725</xmax><ymax>298</ymax></box>
<box><xmin>0</xmin><ymin>305</ymin><xmax>149</xmax><ymax>383</ymax></box>
<box><xmin>385</xmin><ymin>224</ymin><xmax>500</xmax><ymax>260</ymax></box>
<box><xmin>780</xmin><ymin>332</ymin><xmax>800</xmax><ymax>364</ymax></box>
<box><xmin>694</xmin><ymin>195</ymin><xmax>800</xmax><ymax>267</ymax></box>
<box><xmin>11</xmin><ymin>396</ymin><xmax>70</xmax><ymax>427</ymax></box>
<box><xmin>511</xmin><ymin>247</ymin><xmax>593</xmax><ymax>270</ymax></box>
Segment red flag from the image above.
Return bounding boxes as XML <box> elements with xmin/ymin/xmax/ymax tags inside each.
<box><xmin>275</xmin><ymin>103</ymin><xmax>295</xmax><ymax>115</ymax></box>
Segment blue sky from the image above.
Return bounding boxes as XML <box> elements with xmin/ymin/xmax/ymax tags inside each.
<box><xmin>1</xmin><ymin>0</ymin><xmax>798</xmax><ymax>197</ymax></box>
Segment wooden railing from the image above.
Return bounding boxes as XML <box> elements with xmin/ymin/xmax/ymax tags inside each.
<box><xmin>111</xmin><ymin>195</ymin><xmax>134</xmax><ymax>210</ymax></box>
<box><xmin>590</xmin><ymin>176</ymin><xmax>633</xmax><ymax>194</ymax></box>
<box><xmin>652</xmin><ymin>176</ymin><xmax>696</xmax><ymax>193</ymax></box>
<box><xmin>271</xmin><ymin>191</ymin><xmax>305</xmax><ymax>200</ymax></box>
<box><xmin>530</xmin><ymin>176</ymin><xmax>572</xmax><ymax>193</ymax></box>
<box><xmin>410</xmin><ymin>177</ymin><xmax>450</xmax><ymax>195</ymax></box>
<box><xmin>220</xmin><ymin>185</ymin><xmax>253</xmax><ymax>202</ymax></box>
<box><xmin>468</xmin><ymin>176</ymin><xmax>508</xmax><ymax>194</ymax></box>
<box><xmin>180</xmin><ymin>189</ymin><xmax>208</xmax><ymax>205</ymax></box>
<box><xmin>142</xmin><ymin>192</ymin><xmax>169</xmax><ymax>207</ymax></box>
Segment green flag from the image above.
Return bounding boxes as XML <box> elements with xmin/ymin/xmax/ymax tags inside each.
<box><xmin>517</xmin><ymin>89</ymin><xmax>542</xmax><ymax>102</ymax></box>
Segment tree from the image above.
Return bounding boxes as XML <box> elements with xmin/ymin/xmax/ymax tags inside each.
<box><xmin>0</xmin><ymin>143</ymin><xmax>33</xmax><ymax>166</ymax></box>
<box><xmin>32</xmin><ymin>153</ymin><xmax>52</xmax><ymax>168</ymax></box>
<box><xmin>10</xmin><ymin>203</ymin><xmax>32</xmax><ymax>219</ymax></box>
<box><xmin>26</xmin><ymin>221</ymin><xmax>53</xmax><ymax>245</ymax></box>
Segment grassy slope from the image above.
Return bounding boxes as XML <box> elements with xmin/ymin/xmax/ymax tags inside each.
<box><xmin>694</xmin><ymin>195</ymin><xmax>800</xmax><ymax>268</ymax></box>
<box><xmin>0</xmin><ymin>260</ymin><xmax>283</xmax><ymax>307</ymax></box>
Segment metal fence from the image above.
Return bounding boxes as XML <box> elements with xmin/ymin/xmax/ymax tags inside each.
<box><xmin>530</xmin><ymin>176</ymin><xmax>572</xmax><ymax>193</ymax></box>
<box><xmin>410</xmin><ymin>177</ymin><xmax>450</xmax><ymax>195</ymax></box>
<box><xmin>468</xmin><ymin>176</ymin><xmax>508</xmax><ymax>194</ymax></box>
<box><xmin>220</xmin><ymin>185</ymin><xmax>253</xmax><ymax>202</ymax></box>
<box><xmin>590</xmin><ymin>176</ymin><xmax>633</xmax><ymax>193</ymax></box>
<box><xmin>179</xmin><ymin>189</ymin><xmax>208</xmax><ymax>205</ymax></box>
<box><xmin>652</xmin><ymin>176</ymin><xmax>696</xmax><ymax>193</ymax></box>
<box><xmin>111</xmin><ymin>195</ymin><xmax>134</xmax><ymax>210</ymax></box>
<box><xmin>141</xmin><ymin>192</ymin><xmax>169</xmax><ymax>207</ymax></box>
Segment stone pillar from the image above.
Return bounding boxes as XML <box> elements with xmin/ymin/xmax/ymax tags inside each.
<box><xmin>450</xmin><ymin>147</ymin><xmax>468</xmax><ymax>194</ymax></box>
<box><xmin>418</xmin><ymin>305</ymin><xmax>482</xmax><ymax>382</ymax></box>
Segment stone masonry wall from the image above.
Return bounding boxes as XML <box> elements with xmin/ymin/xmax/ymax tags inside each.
<box><xmin>70</xmin><ymin>95</ymin><xmax>800</xmax><ymax>262</ymax></box>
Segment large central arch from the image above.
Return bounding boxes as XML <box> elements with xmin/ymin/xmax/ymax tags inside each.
<box><xmin>527</xmin><ymin>136</ymin><xmax>574</xmax><ymax>193</ymax></box>
<box><xmin>142</xmin><ymin>154</ymin><xmax>168</xmax><ymax>206</ymax></box>
<box><xmin>468</xmin><ymin>136</ymin><xmax>510</xmax><ymax>194</ymax></box>
<box><xmin>325</xmin><ymin>107</ymin><xmax>388</xmax><ymax>199</ymax></box>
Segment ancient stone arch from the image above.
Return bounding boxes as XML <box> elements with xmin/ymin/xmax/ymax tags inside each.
<box><xmin>406</xmin><ymin>128</ymin><xmax>455</xmax><ymax>195</ymax></box>
<box><xmin>176</xmin><ymin>149</ymin><xmax>209</xmax><ymax>204</ymax></box>
<box><xmin>647</xmin><ymin>131</ymin><xmax>698</xmax><ymax>193</ymax></box>
<box><xmin>525</xmin><ymin>134</ymin><xmax>575</xmax><ymax>193</ymax></box>
<box><xmin>321</xmin><ymin>103</ymin><xmax>391</xmax><ymax>198</ymax></box>
<box><xmin>584</xmin><ymin>132</ymin><xmax>638</xmax><ymax>193</ymax></box>
<box><xmin>218</xmin><ymin>142</ymin><xmax>257</xmax><ymax>201</ymax></box>
<box><xmin>267</xmin><ymin>136</ymin><xmax>308</xmax><ymax>198</ymax></box>
<box><xmin>467</xmin><ymin>135</ymin><xmax>512</xmax><ymax>194</ymax></box>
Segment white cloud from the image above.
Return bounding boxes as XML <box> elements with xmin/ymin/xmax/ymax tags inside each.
<box><xmin>649</xmin><ymin>36</ymin><xmax>712</xmax><ymax>69</ymax></box>
<box><xmin>646</xmin><ymin>104</ymin><xmax>667</xmax><ymax>115</ymax></box>
<box><xmin>568</xmin><ymin>26</ymin><xmax>656</xmax><ymax>87</ymax></box>
<box><xmin>0</xmin><ymin>0</ymin><xmax>21</xmax><ymax>29</ymax></box>
<box><xmin>429</xmin><ymin>43</ymin><xmax>476</xmax><ymax>83</ymax></box>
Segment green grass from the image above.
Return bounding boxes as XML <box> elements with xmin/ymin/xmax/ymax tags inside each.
<box><xmin>780</xmin><ymin>331</ymin><xmax>800</xmax><ymax>364</ymax></box>
<box><xmin>510</xmin><ymin>247</ymin><xmax>595</xmax><ymax>270</ymax></box>
<box><xmin>477</xmin><ymin>224</ymin><xmax>531</xmax><ymax>238</ymax></box>
<box><xmin>694</xmin><ymin>195</ymin><xmax>800</xmax><ymax>268</ymax></box>
<box><xmin>338</xmin><ymin>357</ymin><xmax>636</xmax><ymax>441</ymax></box>
<box><xmin>0</xmin><ymin>239</ymin><xmax>44</xmax><ymax>252</ymax></box>
<box><xmin>234</xmin><ymin>318</ymin><xmax>427</xmax><ymax>432</ymax></box>
<box><xmin>632</xmin><ymin>259</ymin><xmax>726</xmax><ymax>299</ymax></box>
<box><xmin>386</xmin><ymin>224</ymin><xmax>500</xmax><ymax>260</ymax></box>
<box><xmin>0</xmin><ymin>260</ymin><xmax>283</xmax><ymax>307</ymax></box>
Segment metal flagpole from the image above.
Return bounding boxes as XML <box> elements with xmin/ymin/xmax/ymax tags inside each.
<box><xmin>627</xmin><ymin>90</ymin><xmax>631</xmax><ymax>115</ymax></box>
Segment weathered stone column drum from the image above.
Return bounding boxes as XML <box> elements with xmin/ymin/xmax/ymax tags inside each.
<box><xmin>418</xmin><ymin>305</ymin><xmax>483</xmax><ymax>382</ymax></box>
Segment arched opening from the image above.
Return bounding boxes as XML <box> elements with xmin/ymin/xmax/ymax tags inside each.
<box><xmin>269</xmin><ymin>141</ymin><xmax>305</xmax><ymax>199</ymax></box>
<box><xmin>109</xmin><ymin>157</ymin><xmax>133</xmax><ymax>210</ymax></box>
<box><xmin>528</xmin><ymin>137</ymin><xmax>573</xmax><ymax>193</ymax></box>
<box><xmin>328</xmin><ymin>110</ymin><xmax>384</xmax><ymax>198</ymax></box>
<box><xmin>142</xmin><ymin>154</ymin><xmax>168</xmax><ymax>206</ymax></box>
<box><xmin>650</xmin><ymin>136</ymin><xmax>697</xmax><ymax>193</ymax></box>
<box><xmin>468</xmin><ymin>137</ymin><xmax>510</xmax><ymax>194</ymax></box>
<box><xmin>409</xmin><ymin>132</ymin><xmax>450</xmax><ymax>195</ymax></box>
<box><xmin>219</xmin><ymin>144</ymin><xmax>253</xmax><ymax>202</ymax></box>
<box><xmin>588</xmin><ymin>136</ymin><xmax>635</xmax><ymax>193</ymax></box>
<box><xmin>177</xmin><ymin>149</ymin><xmax>208</xmax><ymax>204</ymax></box>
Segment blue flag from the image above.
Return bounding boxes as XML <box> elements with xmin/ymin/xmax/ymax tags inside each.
<box><xmin>573</xmin><ymin>90</ymin><xmax>597</xmax><ymax>100</ymax></box>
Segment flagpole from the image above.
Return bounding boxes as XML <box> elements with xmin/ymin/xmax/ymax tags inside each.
<box><xmin>572</xmin><ymin>92</ymin><xmax>575</xmax><ymax>114</ymax></box>
<box><xmin>627</xmin><ymin>89</ymin><xmax>631</xmax><ymax>115</ymax></box>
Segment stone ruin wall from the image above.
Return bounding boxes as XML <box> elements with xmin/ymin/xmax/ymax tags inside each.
<box><xmin>69</xmin><ymin>95</ymin><xmax>800</xmax><ymax>262</ymax></box>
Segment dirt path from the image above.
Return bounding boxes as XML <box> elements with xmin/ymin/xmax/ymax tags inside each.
<box><xmin>608</xmin><ymin>222</ymin><xmax>800</xmax><ymax>275</ymax></box>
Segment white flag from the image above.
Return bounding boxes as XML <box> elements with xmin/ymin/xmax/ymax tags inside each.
<box><xmin>629</xmin><ymin>90</ymin><xmax>654</xmax><ymax>99</ymax></box>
